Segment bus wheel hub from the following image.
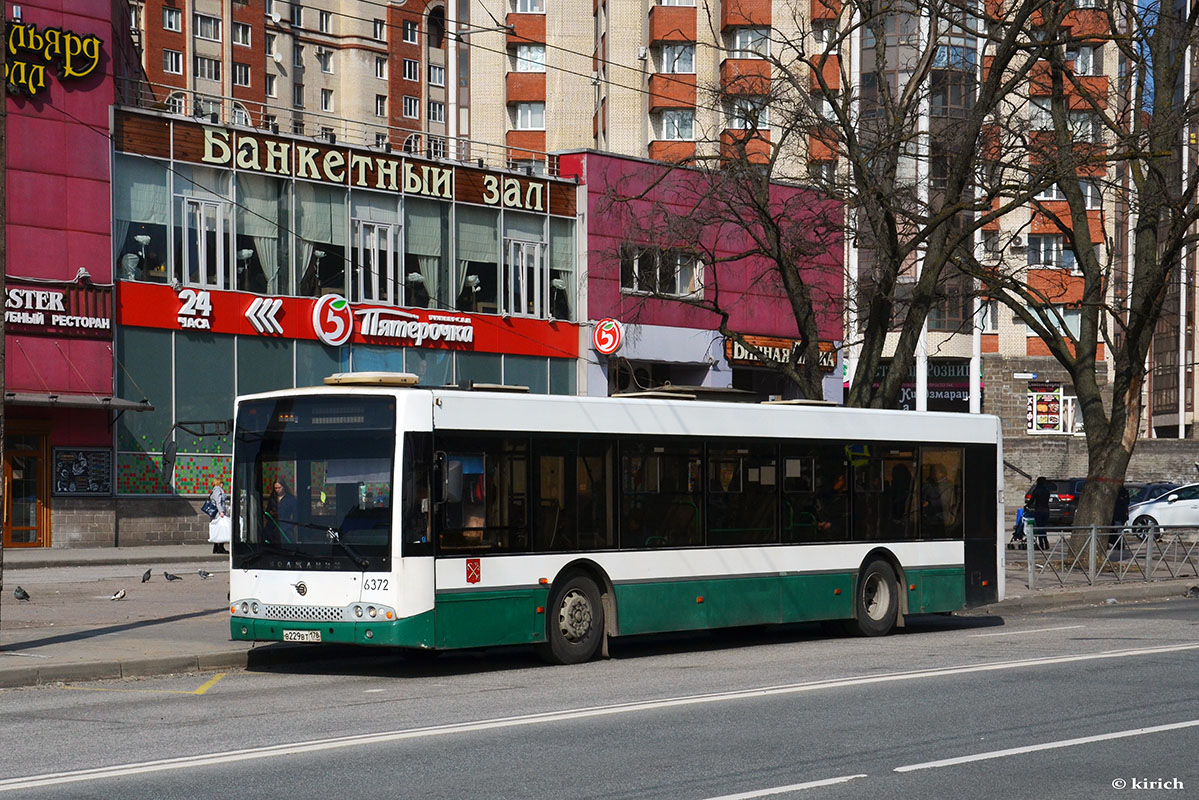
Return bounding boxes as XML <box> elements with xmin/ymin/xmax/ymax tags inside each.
<box><xmin>558</xmin><ymin>590</ymin><xmax>592</xmax><ymax>641</ymax></box>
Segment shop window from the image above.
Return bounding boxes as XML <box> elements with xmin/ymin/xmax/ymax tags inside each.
<box><xmin>235</xmin><ymin>173</ymin><xmax>290</xmax><ymax>294</ymax></box>
<box><xmin>406</xmin><ymin>349</ymin><xmax>453</xmax><ymax>385</ymax></box>
<box><xmin>114</xmin><ymin>155</ymin><xmax>170</xmax><ymax>283</ymax></box>
<box><xmin>456</xmin><ymin>351</ymin><xmax>503</xmax><ymax>384</ymax></box>
<box><xmin>455</xmin><ymin>205</ymin><xmax>500</xmax><ymax>313</ymax></box>
<box><xmin>237</xmin><ymin>336</ymin><xmax>294</xmax><ymax>397</ymax></box>
<box><xmin>504</xmin><ymin>355</ymin><xmax>549</xmax><ymax>394</ymax></box>
<box><xmin>549</xmin><ymin>217</ymin><xmax>575</xmax><ymax>320</ymax></box>
<box><xmin>173</xmin><ymin>165</ymin><xmax>232</xmax><ymax>290</ymax></box>
<box><xmin>620</xmin><ymin>246</ymin><xmax>702</xmax><ymax>297</ymax></box>
<box><xmin>350</xmin><ymin>191</ymin><xmax>403</xmax><ymax>306</ymax></box>
<box><xmin>404</xmin><ymin>198</ymin><xmax>449</xmax><ymax>310</ymax></box>
<box><xmin>115</xmin><ymin>327</ymin><xmax>173</xmax><ymax>454</ymax></box>
<box><xmin>175</xmin><ymin>333</ymin><xmax>235</xmax><ymax>458</ymax></box>
<box><xmin>296</xmin><ymin>182</ymin><xmax>348</xmax><ymax>296</ymax></box>
<box><xmin>296</xmin><ymin>339</ymin><xmax>345</xmax><ymax>387</ymax></box>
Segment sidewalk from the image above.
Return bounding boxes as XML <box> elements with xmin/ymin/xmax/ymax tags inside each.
<box><xmin>0</xmin><ymin>545</ymin><xmax>1195</xmax><ymax>689</ymax></box>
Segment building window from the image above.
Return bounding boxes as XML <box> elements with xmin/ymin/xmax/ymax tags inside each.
<box><xmin>980</xmin><ymin>299</ymin><xmax>1000</xmax><ymax>333</ymax></box>
<box><xmin>729</xmin><ymin>97</ymin><xmax>769</xmax><ymax>129</ymax></box>
<box><xmin>163</xmin><ymin>49</ymin><xmax>182</xmax><ymax>74</ymax></box>
<box><xmin>320</xmin><ymin>126</ymin><xmax>335</xmax><ymax>142</ymax></box>
<box><xmin>233</xmin><ymin>62</ymin><xmax>251</xmax><ymax>86</ymax></box>
<box><xmin>809</xmin><ymin>160</ymin><xmax>835</xmax><ymax>184</ymax></box>
<box><xmin>293</xmin><ymin>82</ymin><xmax>304</xmax><ymax>108</ymax></box>
<box><xmin>265</xmin><ymin>74</ymin><xmax>277</xmax><ymax>97</ymax></box>
<box><xmin>403</xmin><ymin>58</ymin><xmax>419</xmax><ymax>81</ymax></box>
<box><xmin>1027</xmin><ymin>234</ymin><xmax>1076</xmax><ymax>272</ymax></box>
<box><xmin>1068</xmin><ymin>110</ymin><xmax>1102</xmax><ymax>143</ymax></box>
<box><xmin>515</xmin><ymin>101</ymin><xmax>545</xmax><ymax>129</ymax></box>
<box><xmin>232</xmin><ymin>106</ymin><xmax>250</xmax><ymax>126</ymax></box>
<box><xmin>403</xmin><ymin>95</ymin><xmax>419</xmax><ymax>118</ymax></box>
<box><xmin>516</xmin><ymin>44</ymin><xmax>546</xmax><ymax>72</ymax></box>
<box><xmin>291</xmin><ymin>119</ymin><xmax>305</xmax><ymax>134</ymax></box>
<box><xmin>516</xmin><ymin>0</ymin><xmax>546</xmax><ymax>11</ymax></box>
<box><xmin>811</xmin><ymin>92</ymin><xmax>836</xmax><ymax>122</ymax></box>
<box><xmin>729</xmin><ymin>27</ymin><xmax>769</xmax><ymax>58</ymax></box>
<box><xmin>162</xmin><ymin>7</ymin><xmax>181</xmax><ymax>31</ymax></box>
<box><xmin>656</xmin><ymin>109</ymin><xmax>694</xmax><ymax>140</ymax></box>
<box><xmin>403</xmin><ymin>20</ymin><xmax>418</xmax><ymax>43</ymax></box>
<box><xmin>812</xmin><ymin>20</ymin><xmax>835</xmax><ymax>48</ymax></box>
<box><xmin>264</xmin><ymin>113</ymin><xmax>277</xmax><ymax>130</ymax></box>
<box><xmin>194</xmin><ymin>55</ymin><xmax>221</xmax><ymax>81</ymax></box>
<box><xmin>427</xmin><ymin>136</ymin><xmax>447</xmax><ymax>159</ymax></box>
<box><xmin>1068</xmin><ymin>44</ymin><xmax>1100</xmax><ymax>76</ymax></box>
<box><xmin>265</xmin><ymin>33</ymin><xmax>276</xmax><ymax>56</ymax></box>
<box><xmin>620</xmin><ymin>247</ymin><xmax>702</xmax><ymax>297</ymax></box>
<box><xmin>293</xmin><ymin>43</ymin><xmax>304</xmax><ymax>66</ymax></box>
<box><xmin>428</xmin><ymin>64</ymin><xmax>446</xmax><ymax>86</ymax></box>
<box><xmin>374</xmin><ymin>18</ymin><xmax>386</xmax><ymax>39</ymax></box>
<box><xmin>233</xmin><ymin>21</ymin><xmax>251</xmax><ymax>46</ymax></box>
<box><xmin>290</xmin><ymin>3</ymin><xmax>303</xmax><ymax>27</ymax></box>
<box><xmin>376</xmin><ymin>56</ymin><xmax>388</xmax><ymax>79</ymax></box>
<box><xmin>194</xmin><ymin>13</ymin><xmax>221</xmax><ymax>41</ymax></box>
<box><xmin>1030</xmin><ymin>97</ymin><xmax>1053</xmax><ymax>130</ymax></box>
<box><xmin>375</xmin><ymin>94</ymin><xmax>387</xmax><ymax>116</ymax></box>
<box><xmin>376</xmin><ymin>132</ymin><xmax>390</xmax><ymax>147</ymax></box>
<box><xmin>1027</xmin><ymin>304</ymin><xmax>1081</xmax><ymax>338</ymax></box>
<box><xmin>1080</xmin><ymin>179</ymin><xmax>1103</xmax><ymax>209</ymax></box>
<box><xmin>428</xmin><ymin>100</ymin><xmax>446</xmax><ymax>123</ymax></box>
<box><xmin>321</xmin><ymin>88</ymin><xmax>334</xmax><ymax>112</ymax></box>
<box><xmin>317</xmin><ymin>48</ymin><xmax>333</xmax><ymax>72</ymax></box>
<box><xmin>659</xmin><ymin>43</ymin><xmax>694</xmax><ymax>73</ymax></box>
<box><xmin>319</xmin><ymin>10</ymin><xmax>331</xmax><ymax>32</ymax></box>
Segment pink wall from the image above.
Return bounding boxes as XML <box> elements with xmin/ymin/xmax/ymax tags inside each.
<box><xmin>559</xmin><ymin>152</ymin><xmax>843</xmax><ymax>340</ymax></box>
<box><xmin>5</xmin><ymin>1</ymin><xmax>115</xmax><ymax>395</ymax></box>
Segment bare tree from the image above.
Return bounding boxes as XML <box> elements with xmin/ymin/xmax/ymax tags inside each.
<box><xmin>605</xmin><ymin>0</ymin><xmax>1057</xmax><ymax>406</ymax></box>
<box><xmin>960</xmin><ymin>0</ymin><xmax>1199</xmax><ymax>528</ymax></box>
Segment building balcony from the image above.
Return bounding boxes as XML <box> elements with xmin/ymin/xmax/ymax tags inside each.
<box><xmin>810</xmin><ymin>0</ymin><xmax>841</xmax><ymax>20</ymax></box>
<box><xmin>648</xmin><ymin>140</ymin><xmax>697</xmax><ymax>163</ymax></box>
<box><xmin>720</xmin><ymin>58</ymin><xmax>770</xmax><ymax>96</ymax></box>
<box><xmin>720</xmin><ymin>128</ymin><xmax>771</xmax><ymax>163</ymax></box>
<box><xmin>809</xmin><ymin>55</ymin><xmax>840</xmax><ymax>92</ymax></box>
<box><xmin>506</xmin><ymin>13</ymin><xmax>546</xmax><ymax>47</ymax></box>
<box><xmin>506</xmin><ymin>72</ymin><xmax>546</xmax><ymax>103</ymax></box>
<box><xmin>648</xmin><ymin>5</ymin><xmax>696</xmax><ymax>44</ymax></box>
<box><xmin>507</xmin><ymin>130</ymin><xmax>547</xmax><ymax>163</ymax></box>
<box><xmin>721</xmin><ymin>0</ymin><xmax>772</xmax><ymax>29</ymax></box>
<box><xmin>648</xmin><ymin>73</ymin><xmax>697</xmax><ymax>110</ymax></box>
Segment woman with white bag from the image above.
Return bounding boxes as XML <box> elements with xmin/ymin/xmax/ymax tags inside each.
<box><xmin>204</xmin><ymin>484</ymin><xmax>231</xmax><ymax>554</ymax></box>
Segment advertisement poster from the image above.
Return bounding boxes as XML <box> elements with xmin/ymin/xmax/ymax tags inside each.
<box><xmin>53</xmin><ymin>448</ymin><xmax>113</xmax><ymax>496</ymax></box>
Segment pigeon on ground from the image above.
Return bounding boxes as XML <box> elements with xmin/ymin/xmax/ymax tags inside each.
<box><xmin>110</xmin><ymin>589</ymin><xmax>126</xmax><ymax>601</ymax></box>
<box><xmin>197</xmin><ymin>569</ymin><xmax>213</xmax><ymax>579</ymax></box>
<box><xmin>164</xmin><ymin>571</ymin><xmax>183</xmax><ymax>581</ymax></box>
<box><xmin>14</xmin><ymin>586</ymin><xmax>30</xmax><ymax>601</ymax></box>
<box><xmin>141</xmin><ymin>568</ymin><xmax>152</xmax><ymax>583</ymax></box>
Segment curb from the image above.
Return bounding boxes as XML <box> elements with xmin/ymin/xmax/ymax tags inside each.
<box><xmin>966</xmin><ymin>579</ymin><xmax>1199</xmax><ymax>615</ymax></box>
<box><xmin>5</xmin><ymin>554</ymin><xmax>224</xmax><ymax>570</ymax></box>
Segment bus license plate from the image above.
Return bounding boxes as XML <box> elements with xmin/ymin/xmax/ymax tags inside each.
<box><xmin>283</xmin><ymin>630</ymin><xmax>321</xmax><ymax>642</ymax></box>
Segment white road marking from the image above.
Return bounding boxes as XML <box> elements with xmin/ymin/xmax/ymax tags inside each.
<box><xmin>969</xmin><ymin>624</ymin><xmax>1085</xmax><ymax>637</ymax></box>
<box><xmin>894</xmin><ymin>718</ymin><xmax>1199</xmax><ymax>772</ymax></box>
<box><xmin>3</xmin><ymin>642</ymin><xmax>1198</xmax><ymax>793</ymax></box>
<box><xmin>701</xmin><ymin>774</ymin><xmax>868</xmax><ymax>799</ymax></box>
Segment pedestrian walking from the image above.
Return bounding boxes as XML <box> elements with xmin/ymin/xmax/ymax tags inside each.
<box><xmin>1029</xmin><ymin>476</ymin><xmax>1051</xmax><ymax>551</ymax></box>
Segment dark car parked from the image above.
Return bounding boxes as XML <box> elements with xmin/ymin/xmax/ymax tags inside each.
<box><xmin>1024</xmin><ymin>478</ymin><xmax>1086</xmax><ymax>527</ymax></box>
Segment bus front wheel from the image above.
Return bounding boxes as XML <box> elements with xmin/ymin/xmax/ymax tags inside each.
<box><xmin>537</xmin><ymin>572</ymin><xmax>604</xmax><ymax>665</ymax></box>
<box><xmin>851</xmin><ymin>559</ymin><xmax>899</xmax><ymax>637</ymax></box>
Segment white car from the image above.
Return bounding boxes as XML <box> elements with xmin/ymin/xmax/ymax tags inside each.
<box><xmin>1127</xmin><ymin>483</ymin><xmax>1199</xmax><ymax>538</ymax></box>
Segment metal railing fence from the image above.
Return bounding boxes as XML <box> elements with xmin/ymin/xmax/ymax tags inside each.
<box><xmin>1012</xmin><ymin>520</ymin><xmax>1199</xmax><ymax>589</ymax></box>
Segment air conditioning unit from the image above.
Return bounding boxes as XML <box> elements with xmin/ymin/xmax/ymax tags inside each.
<box><xmin>1011</xmin><ymin>234</ymin><xmax>1025</xmax><ymax>248</ymax></box>
<box><xmin>637</xmin><ymin>46</ymin><xmax>648</xmax><ymax>60</ymax></box>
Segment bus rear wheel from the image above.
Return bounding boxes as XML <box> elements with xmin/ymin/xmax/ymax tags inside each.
<box><xmin>537</xmin><ymin>573</ymin><xmax>604</xmax><ymax>665</ymax></box>
<box><xmin>851</xmin><ymin>559</ymin><xmax>899</xmax><ymax>637</ymax></box>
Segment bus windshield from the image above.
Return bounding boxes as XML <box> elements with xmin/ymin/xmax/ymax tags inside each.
<box><xmin>233</xmin><ymin>396</ymin><xmax>396</xmax><ymax>571</ymax></box>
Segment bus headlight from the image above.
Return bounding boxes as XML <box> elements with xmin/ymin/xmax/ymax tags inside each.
<box><xmin>251</xmin><ymin>602</ymin><xmax>259</xmax><ymax>614</ymax></box>
<box><xmin>240</xmin><ymin>602</ymin><xmax>249</xmax><ymax>614</ymax></box>
<box><xmin>354</xmin><ymin>605</ymin><xmax>363</xmax><ymax>618</ymax></box>
<box><xmin>368</xmin><ymin>606</ymin><xmax>377</xmax><ymax>618</ymax></box>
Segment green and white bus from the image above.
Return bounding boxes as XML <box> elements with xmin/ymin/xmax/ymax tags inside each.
<box><xmin>229</xmin><ymin>373</ymin><xmax>1003</xmax><ymax>664</ymax></box>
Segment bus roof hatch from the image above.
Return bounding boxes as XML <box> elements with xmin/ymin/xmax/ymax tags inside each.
<box><xmin>323</xmin><ymin>372</ymin><xmax>420</xmax><ymax>387</ymax></box>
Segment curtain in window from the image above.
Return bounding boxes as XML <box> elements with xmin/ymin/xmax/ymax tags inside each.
<box><xmin>237</xmin><ymin>174</ymin><xmax>287</xmax><ymax>293</ymax></box>
<box><xmin>405</xmin><ymin>199</ymin><xmax>444</xmax><ymax>308</ymax></box>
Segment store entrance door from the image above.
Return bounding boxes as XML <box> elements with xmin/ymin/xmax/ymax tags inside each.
<box><xmin>3</xmin><ymin>430</ymin><xmax>49</xmax><ymax>547</ymax></box>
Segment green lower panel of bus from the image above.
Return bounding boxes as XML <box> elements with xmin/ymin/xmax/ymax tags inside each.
<box><xmin>230</xmin><ymin>567</ymin><xmax>965</xmax><ymax>650</ymax></box>
<box><xmin>230</xmin><ymin>609</ymin><xmax>436</xmax><ymax>648</ymax></box>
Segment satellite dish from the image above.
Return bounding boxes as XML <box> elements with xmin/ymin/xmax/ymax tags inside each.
<box><xmin>270</xmin><ymin>10</ymin><xmax>281</xmax><ymax>23</ymax></box>
<box><xmin>272</xmin><ymin>52</ymin><xmax>283</xmax><ymax>64</ymax></box>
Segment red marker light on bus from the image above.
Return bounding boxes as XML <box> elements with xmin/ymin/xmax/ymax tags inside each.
<box><xmin>696</xmin><ymin>596</ymin><xmax>704</xmax><ymax>603</ymax></box>
<box><xmin>539</xmin><ymin>578</ymin><xmax>548</xmax><ymax>585</ymax></box>
<box><xmin>909</xmin><ymin>584</ymin><xmax>916</xmax><ymax>591</ymax></box>
<box><xmin>536</xmin><ymin>606</ymin><xmax>545</xmax><ymax>614</ymax></box>
<box><xmin>834</xmin><ymin>588</ymin><xmax>841</xmax><ymax>595</ymax></box>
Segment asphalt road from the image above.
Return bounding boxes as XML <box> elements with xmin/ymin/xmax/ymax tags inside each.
<box><xmin>2</xmin><ymin>599</ymin><xmax>1197</xmax><ymax>800</ymax></box>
